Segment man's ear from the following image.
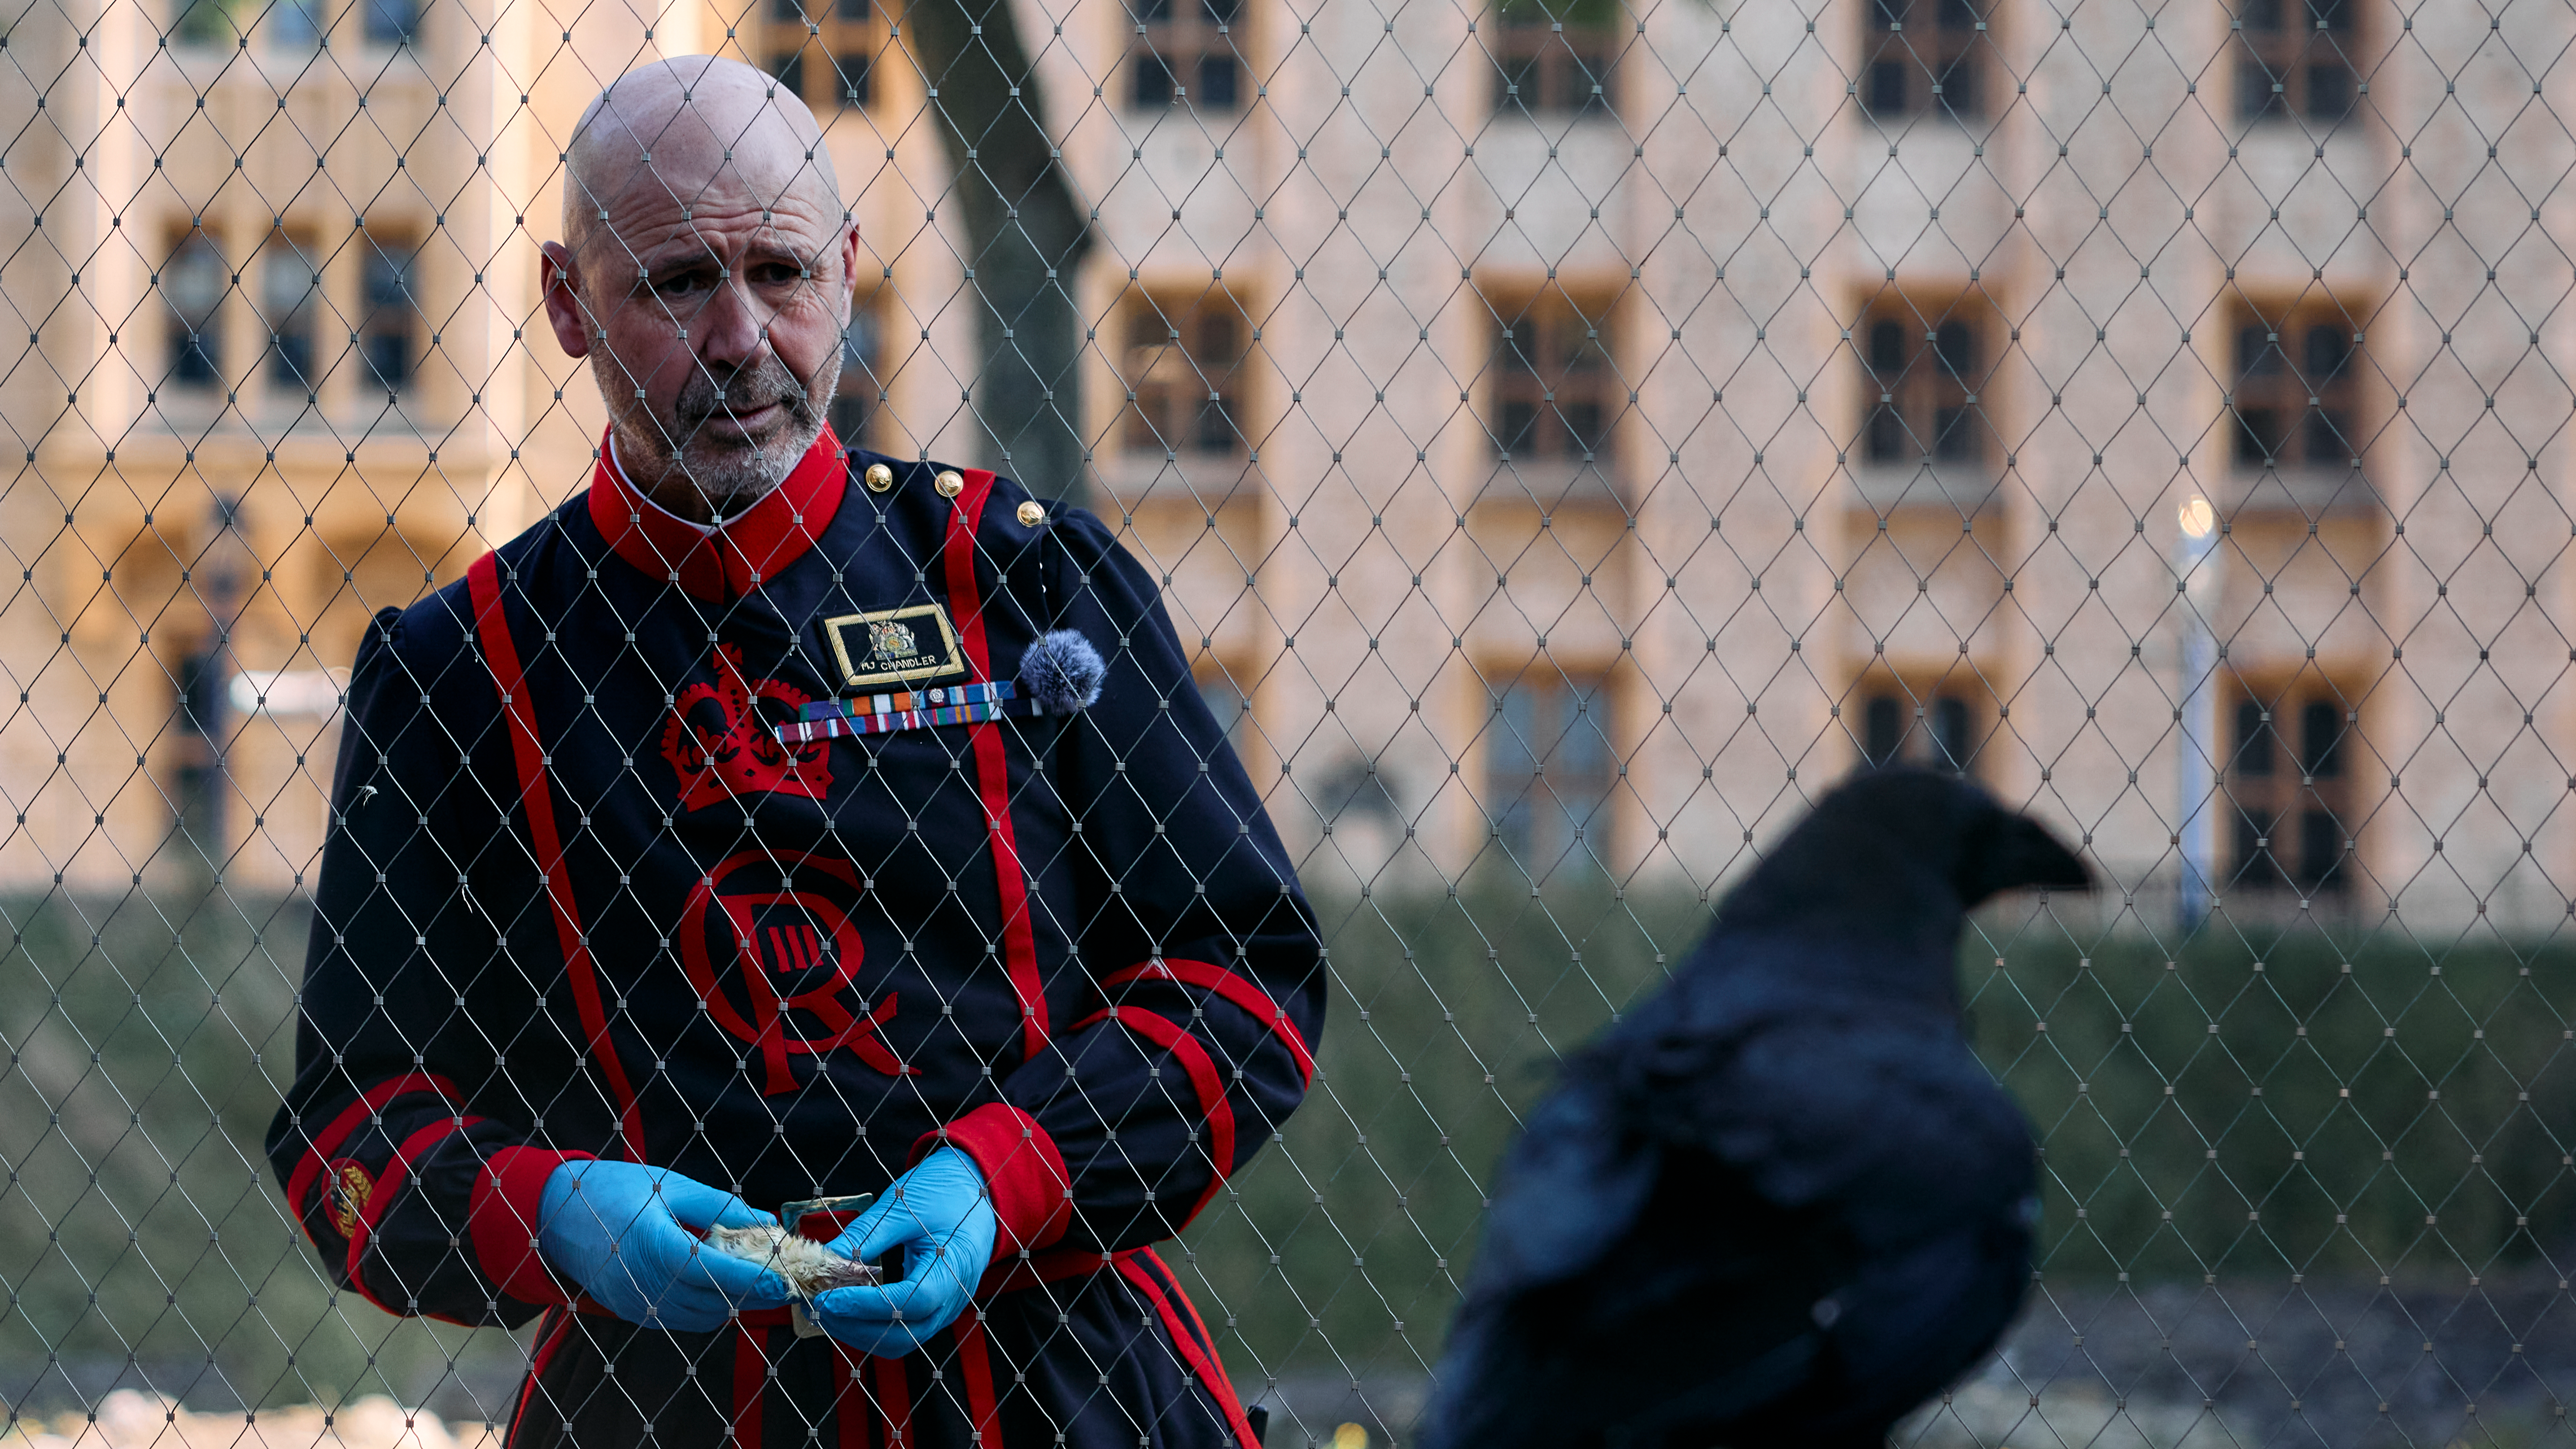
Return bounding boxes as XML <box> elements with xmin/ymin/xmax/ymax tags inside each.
<box><xmin>837</xmin><ymin>222</ymin><xmax>861</xmax><ymax>314</ymax></box>
<box><xmin>540</xmin><ymin>241</ymin><xmax>592</xmax><ymax>359</ymax></box>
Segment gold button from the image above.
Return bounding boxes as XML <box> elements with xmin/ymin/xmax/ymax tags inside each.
<box><xmin>1016</xmin><ymin>500</ymin><xmax>1046</xmax><ymax>528</ymax></box>
<box><xmin>863</xmin><ymin>462</ymin><xmax>894</xmax><ymax>492</ymax></box>
<box><xmin>935</xmin><ymin>470</ymin><xmax>966</xmax><ymax>497</ymax></box>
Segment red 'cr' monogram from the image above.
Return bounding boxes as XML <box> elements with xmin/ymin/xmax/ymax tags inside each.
<box><xmin>680</xmin><ymin>850</ymin><xmax>914</xmax><ymax>1093</ymax></box>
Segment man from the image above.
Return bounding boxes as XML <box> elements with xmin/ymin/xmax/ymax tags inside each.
<box><xmin>264</xmin><ymin>55</ymin><xmax>1323</xmax><ymax>1449</ymax></box>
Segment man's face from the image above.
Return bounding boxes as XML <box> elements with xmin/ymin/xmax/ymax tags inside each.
<box><xmin>545</xmin><ymin>141</ymin><xmax>858</xmax><ymax>518</ymax></box>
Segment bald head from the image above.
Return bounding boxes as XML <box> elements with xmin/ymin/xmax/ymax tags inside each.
<box><xmin>543</xmin><ymin>55</ymin><xmax>861</xmax><ymax>522</ymax></box>
<box><xmin>564</xmin><ymin>55</ymin><xmax>841</xmax><ymax>263</ymax></box>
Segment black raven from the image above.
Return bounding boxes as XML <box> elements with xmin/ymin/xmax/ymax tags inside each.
<box><xmin>1425</xmin><ymin>769</ymin><xmax>2093</xmax><ymax>1449</ymax></box>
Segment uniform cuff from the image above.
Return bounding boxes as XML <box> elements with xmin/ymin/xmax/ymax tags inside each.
<box><xmin>470</xmin><ymin>1145</ymin><xmax>592</xmax><ymax>1306</ymax></box>
<box><xmin>915</xmin><ymin>1103</ymin><xmax>1072</xmax><ymax>1263</ymax></box>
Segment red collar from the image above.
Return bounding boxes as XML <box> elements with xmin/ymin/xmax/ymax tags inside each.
<box><xmin>586</xmin><ymin>426</ymin><xmax>847</xmax><ymax>600</ymax></box>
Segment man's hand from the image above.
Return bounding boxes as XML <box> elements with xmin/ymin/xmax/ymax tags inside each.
<box><xmin>538</xmin><ymin>1160</ymin><xmax>791</xmax><ymax>1331</ymax></box>
<box><xmin>810</xmin><ymin>1149</ymin><xmax>998</xmax><ymax>1355</ymax></box>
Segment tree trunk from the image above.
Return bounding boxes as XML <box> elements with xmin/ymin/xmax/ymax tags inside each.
<box><xmin>898</xmin><ymin>0</ymin><xmax>1094</xmax><ymax>502</ymax></box>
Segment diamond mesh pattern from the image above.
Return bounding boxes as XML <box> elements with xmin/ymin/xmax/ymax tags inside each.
<box><xmin>3</xmin><ymin>0</ymin><xmax>2574</xmax><ymax>1442</ymax></box>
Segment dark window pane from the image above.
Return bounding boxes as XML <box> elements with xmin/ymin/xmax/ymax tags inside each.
<box><xmin>2237</xmin><ymin>700</ymin><xmax>2276</xmax><ymax>776</ymax></box>
<box><xmin>2236</xmin><ymin>809</ymin><xmax>2285</xmax><ymax>889</ymax></box>
<box><xmin>2304</xmin><ymin>407</ymin><xmax>2344</xmax><ymax>466</ymax></box>
<box><xmin>2242</xmin><ymin>0</ymin><xmax>2284</xmax><ymax>30</ymax></box>
<box><xmin>1865</xmin><ymin>696</ymin><xmax>1904</xmax><ymax>765</ymax></box>
<box><xmin>774</xmin><ymin>0</ymin><xmax>802</xmax><ymax>19</ymax></box>
<box><xmin>1199</xmin><ymin>54</ymin><xmax>1239</xmax><ymax>107</ymax></box>
<box><xmin>2239</xmin><ymin>325</ymin><xmax>2277</xmax><ymax>375</ymax></box>
<box><xmin>1933</xmin><ymin>404</ymin><xmax>1975</xmax><ymax>461</ymax></box>
<box><xmin>364</xmin><ymin>0</ymin><xmax>415</xmax><ymax>45</ymax></box>
<box><xmin>1931</xmin><ymin>697</ymin><xmax>1972</xmax><ymax>772</ymax></box>
<box><xmin>1570</xmin><ymin>46</ymin><xmax>1611</xmax><ymax>113</ymax></box>
<box><xmin>2311</xmin><ymin>0</ymin><xmax>2353</xmax><ymax>30</ymax></box>
<box><xmin>165</xmin><ymin>235</ymin><xmax>226</xmax><ymax>387</ymax></box>
<box><xmin>1140</xmin><ymin>0</ymin><xmax>1173</xmax><ymax>19</ymax></box>
<box><xmin>1204</xmin><ymin>0</ymin><xmax>1239</xmax><ymax>20</ymax></box>
<box><xmin>1499</xmin><ymin>324</ymin><xmax>1535</xmax><ymax>373</ymax></box>
<box><xmin>2235</xmin><ymin>408</ymin><xmax>2280</xmax><ymax>465</ymax></box>
<box><xmin>1133</xmin><ymin>52</ymin><xmax>1175</xmax><ymax>107</ymax></box>
<box><xmin>2239</xmin><ymin>58</ymin><xmax>2284</xmax><ymax>120</ymax></box>
<box><xmin>1195</xmin><ymin>396</ymin><xmax>1235</xmax><ymax>453</ymax></box>
<box><xmin>268</xmin><ymin>0</ymin><xmax>319</xmax><ymax>46</ymax></box>
<box><xmin>1563</xmin><ymin>401</ymin><xmax>1605</xmax><ymax>456</ymax></box>
<box><xmin>178</xmin><ymin>650</ymin><xmax>226</xmax><ymax>739</ymax></box>
<box><xmin>1874</xmin><ymin>0</ymin><xmax>1909</xmax><ymax>30</ymax></box>
<box><xmin>1938</xmin><ymin>55</ymin><xmax>1980</xmax><ymax>120</ymax></box>
<box><xmin>1935</xmin><ymin>318</ymin><xmax>1974</xmax><ymax>377</ymax></box>
<box><xmin>364</xmin><ymin>335</ymin><xmax>409</xmax><ymax>391</ymax></box>
<box><xmin>2302</xmin><ymin>700</ymin><xmax>2342</xmax><ymax>776</ymax></box>
<box><xmin>2308</xmin><ymin>63</ymin><xmax>2353</xmax><ymax>120</ymax></box>
<box><xmin>835</xmin><ymin>54</ymin><xmax>871</xmax><ymax>108</ymax></box>
<box><xmin>1499</xmin><ymin>400</ymin><xmax>1539</xmax><ymax>456</ymax></box>
<box><xmin>2305</xmin><ymin>324</ymin><xmax>2349</xmax><ymax>379</ymax></box>
<box><xmin>829</xmin><ymin>393</ymin><xmax>870</xmax><ymax>449</ymax></box>
<box><xmin>772</xmin><ymin>50</ymin><xmax>807</xmax><ymax>102</ymax></box>
<box><xmin>837</xmin><ymin>0</ymin><xmax>870</xmax><ymax>18</ymax></box>
<box><xmin>1867</xmin><ymin>406</ymin><xmax>1907</xmax><ymax>462</ymax></box>
<box><xmin>1937</xmin><ymin>0</ymin><xmax>1976</xmax><ymax>30</ymax></box>
<box><xmin>2298</xmin><ymin>809</ymin><xmax>2342</xmax><ymax>888</ymax></box>
<box><xmin>1868</xmin><ymin>59</ymin><xmax>1909</xmax><ymax>116</ymax></box>
<box><xmin>1499</xmin><ymin>53</ymin><xmax>1540</xmax><ymax>109</ymax></box>
<box><xmin>1197</xmin><ymin>311</ymin><xmax>1241</xmax><ymax>363</ymax></box>
<box><xmin>1870</xmin><ymin>319</ymin><xmax>1906</xmax><ymax>374</ymax></box>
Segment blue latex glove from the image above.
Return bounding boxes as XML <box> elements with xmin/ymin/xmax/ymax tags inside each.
<box><xmin>810</xmin><ymin>1148</ymin><xmax>998</xmax><ymax>1355</ymax></box>
<box><xmin>538</xmin><ymin>1159</ymin><xmax>791</xmax><ymax>1331</ymax></box>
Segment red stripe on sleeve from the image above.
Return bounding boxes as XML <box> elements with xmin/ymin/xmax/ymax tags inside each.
<box><xmin>469</xmin><ymin>552</ymin><xmax>643</xmax><ymax>1160</ymax></box>
<box><xmin>938</xmin><ymin>473</ymin><xmax>1050</xmax><ymax>1063</ymax></box>
<box><xmin>282</xmin><ymin>1071</ymin><xmax>459</xmax><ymax>1225</ymax></box>
<box><xmin>1068</xmin><ymin>1007</ymin><xmax>1235</xmax><ymax>1228</ymax></box>
<box><xmin>873</xmin><ymin>1354</ymin><xmax>914</xmax><ymax>1449</ymax></box>
<box><xmin>344</xmin><ymin>1114</ymin><xmax>479</xmax><ymax>1288</ymax></box>
<box><xmin>469</xmin><ymin>1144</ymin><xmax>593</xmax><ymax>1307</ymax></box>
<box><xmin>832</xmin><ymin>1347</ymin><xmax>870</xmax><ymax>1449</ymax></box>
<box><xmin>1116</xmin><ymin>1255</ymin><xmax>1263</xmax><ymax>1449</ymax></box>
<box><xmin>1098</xmin><ymin>958</ymin><xmax>1315</xmax><ymax>1084</ymax></box>
<box><xmin>732</xmin><ymin>1323</ymin><xmax>771</xmax><ymax>1448</ymax></box>
<box><xmin>956</xmin><ymin>1314</ymin><xmax>1005</xmax><ymax>1449</ymax></box>
<box><xmin>914</xmin><ymin>1102</ymin><xmax>1072</xmax><ymax>1260</ymax></box>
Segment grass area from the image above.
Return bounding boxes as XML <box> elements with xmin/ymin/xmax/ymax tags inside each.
<box><xmin>9</xmin><ymin>877</ymin><xmax>2573</xmax><ymax>1420</ymax></box>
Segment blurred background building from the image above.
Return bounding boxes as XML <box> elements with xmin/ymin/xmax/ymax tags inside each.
<box><xmin>0</xmin><ymin>0</ymin><xmax>2560</xmax><ymax>930</ymax></box>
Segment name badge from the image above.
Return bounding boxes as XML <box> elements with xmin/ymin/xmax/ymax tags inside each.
<box><xmin>819</xmin><ymin>604</ymin><xmax>966</xmax><ymax>689</ymax></box>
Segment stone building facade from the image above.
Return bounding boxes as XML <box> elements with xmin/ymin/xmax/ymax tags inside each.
<box><xmin>0</xmin><ymin>0</ymin><xmax>2559</xmax><ymax>930</ymax></box>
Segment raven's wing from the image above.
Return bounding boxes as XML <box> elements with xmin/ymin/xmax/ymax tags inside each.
<box><xmin>1427</xmin><ymin>1009</ymin><xmax>2035</xmax><ymax>1449</ymax></box>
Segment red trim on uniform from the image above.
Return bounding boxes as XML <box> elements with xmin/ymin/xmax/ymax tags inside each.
<box><xmin>833</xmin><ymin>1348</ymin><xmax>870</xmax><ymax>1449</ymax></box>
<box><xmin>469</xmin><ymin>552</ymin><xmax>645</xmax><ymax>1160</ymax></box>
<box><xmin>733</xmin><ymin>1323</ymin><xmax>771</xmax><ymax>1448</ymax></box>
<box><xmin>345</xmin><ymin>1114</ymin><xmax>480</xmax><ymax>1286</ymax></box>
<box><xmin>1068</xmin><ymin>1007</ymin><xmax>1235</xmax><ymax>1227</ymax></box>
<box><xmin>1116</xmin><ymin>1255</ymin><xmax>1261</xmax><ymax>1449</ymax></box>
<box><xmin>508</xmin><ymin>1308</ymin><xmax>575</xmax><ymax>1446</ymax></box>
<box><xmin>1099</xmin><ymin>958</ymin><xmax>1315</xmax><ymax>1084</ymax></box>
<box><xmin>956</xmin><ymin>1314</ymin><xmax>1004</xmax><ymax>1449</ymax></box>
<box><xmin>587</xmin><ymin>425</ymin><xmax>847</xmax><ymax>601</ymax></box>
<box><xmin>470</xmin><ymin>1145</ymin><xmax>595</xmax><ymax>1307</ymax></box>
<box><xmin>938</xmin><ymin>469</ymin><xmax>1049</xmax><ymax>1063</ymax></box>
<box><xmin>283</xmin><ymin>1071</ymin><xmax>460</xmax><ymax>1224</ymax></box>
<box><xmin>874</xmin><ymin>1354</ymin><xmax>914</xmax><ymax>1449</ymax></box>
<box><xmin>911</xmin><ymin>1103</ymin><xmax>1071</xmax><ymax>1262</ymax></box>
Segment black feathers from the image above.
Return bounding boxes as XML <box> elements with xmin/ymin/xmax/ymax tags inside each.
<box><xmin>1425</xmin><ymin>769</ymin><xmax>2094</xmax><ymax>1449</ymax></box>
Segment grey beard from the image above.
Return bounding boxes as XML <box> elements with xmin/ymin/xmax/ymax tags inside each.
<box><xmin>600</xmin><ymin>346</ymin><xmax>842</xmax><ymax>520</ymax></box>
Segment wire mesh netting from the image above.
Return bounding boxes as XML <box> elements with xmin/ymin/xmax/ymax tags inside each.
<box><xmin>3</xmin><ymin>0</ymin><xmax>2575</xmax><ymax>1441</ymax></box>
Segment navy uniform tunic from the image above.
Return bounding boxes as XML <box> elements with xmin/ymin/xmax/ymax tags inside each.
<box><xmin>264</xmin><ymin>430</ymin><xmax>1324</xmax><ymax>1448</ymax></box>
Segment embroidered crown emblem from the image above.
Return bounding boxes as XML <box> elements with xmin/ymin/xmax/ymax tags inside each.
<box><xmin>867</xmin><ymin>618</ymin><xmax>917</xmax><ymax>658</ymax></box>
<box><xmin>661</xmin><ymin>643</ymin><xmax>832</xmax><ymax>811</ymax></box>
